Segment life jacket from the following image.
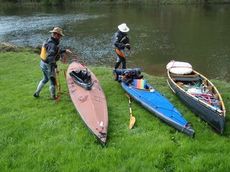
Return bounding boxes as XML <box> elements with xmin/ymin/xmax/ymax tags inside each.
<box><xmin>120</xmin><ymin>35</ymin><xmax>129</xmax><ymax>45</ymax></box>
<box><xmin>112</xmin><ymin>31</ymin><xmax>130</xmax><ymax>49</ymax></box>
<box><xmin>112</xmin><ymin>31</ymin><xmax>130</xmax><ymax>58</ymax></box>
<box><xmin>40</xmin><ymin>38</ymin><xmax>60</xmax><ymax>63</ymax></box>
<box><xmin>40</xmin><ymin>39</ymin><xmax>48</xmax><ymax>61</ymax></box>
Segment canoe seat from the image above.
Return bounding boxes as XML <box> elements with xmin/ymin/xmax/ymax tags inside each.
<box><xmin>171</xmin><ymin>73</ymin><xmax>201</xmax><ymax>82</ymax></box>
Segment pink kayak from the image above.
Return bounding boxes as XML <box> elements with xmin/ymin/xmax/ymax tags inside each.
<box><xmin>66</xmin><ymin>61</ymin><xmax>108</xmax><ymax>144</ymax></box>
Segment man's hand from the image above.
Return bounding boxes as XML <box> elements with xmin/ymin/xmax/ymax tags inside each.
<box><xmin>125</xmin><ymin>44</ymin><xmax>131</xmax><ymax>50</ymax></box>
<box><xmin>66</xmin><ymin>49</ymin><xmax>72</xmax><ymax>54</ymax></box>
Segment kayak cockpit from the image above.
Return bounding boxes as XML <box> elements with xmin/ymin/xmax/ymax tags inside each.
<box><xmin>70</xmin><ymin>69</ymin><xmax>93</xmax><ymax>90</ymax></box>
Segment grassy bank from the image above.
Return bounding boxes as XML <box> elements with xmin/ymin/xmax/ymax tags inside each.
<box><xmin>0</xmin><ymin>50</ymin><xmax>230</xmax><ymax>171</ymax></box>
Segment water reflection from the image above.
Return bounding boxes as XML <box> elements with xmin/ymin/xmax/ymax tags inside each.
<box><xmin>0</xmin><ymin>4</ymin><xmax>230</xmax><ymax>81</ymax></box>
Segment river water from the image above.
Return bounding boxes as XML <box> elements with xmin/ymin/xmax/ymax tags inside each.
<box><xmin>0</xmin><ymin>4</ymin><xmax>230</xmax><ymax>81</ymax></box>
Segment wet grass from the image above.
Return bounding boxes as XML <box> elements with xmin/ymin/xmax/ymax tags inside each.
<box><xmin>0</xmin><ymin>51</ymin><xmax>230</xmax><ymax>171</ymax></box>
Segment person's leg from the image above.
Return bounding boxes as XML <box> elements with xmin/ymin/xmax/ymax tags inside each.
<box><xmin>120</xmin><ymin>57</ymin><xmax>126</xmax><ymax>69</ymax></box>
<box><xmin>49</xmin><ymin>65</ymin><xmax>56</xmax><ymax>99</ymax></box>
<box><xmin>49</xmin><ymin>77</ymin><xmax>56</xmax><ymax>99</ymax></box>
<box><xmin>114</xmin><ymin>55</ymin><xmax>121</xmax><ymax>69</ymax></box>
<box><xmin>34</xmin><ymin>61</ymin><xmax>49</xmax><ymax>97</ymax></box>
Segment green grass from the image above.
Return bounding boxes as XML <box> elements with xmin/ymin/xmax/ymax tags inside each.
<box><xmin>0</xmin><ymin>50</ymin><xmax>230</xmax><ymax>172</ymax></box>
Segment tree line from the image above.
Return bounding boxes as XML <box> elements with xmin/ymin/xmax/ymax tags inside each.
<box><xmin>0</xmin><ymin>0</ymin><xmax>229</xmax><ymax>5</ymax></box>
<box><xmin>1</xmin><ymin>0</ymin><xmax>68</xmax><ymax>5</ymax></box>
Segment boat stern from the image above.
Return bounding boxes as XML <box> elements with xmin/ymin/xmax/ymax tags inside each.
<box><xmin>182</xmin><ymin>123</ymin><xmax>195</xmax><ymax>138</ymax></box>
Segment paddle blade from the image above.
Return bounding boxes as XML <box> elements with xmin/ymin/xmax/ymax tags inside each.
<box><xmin>129</xmin><ymin>115</ymin><xmax>136</xmax><ymax>129</ymax></box>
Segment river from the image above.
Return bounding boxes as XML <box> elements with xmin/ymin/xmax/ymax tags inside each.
<box><xmin>0</xmin><ymin>3</ymin><xmax>230</xmax><ymax>81</ymax></box>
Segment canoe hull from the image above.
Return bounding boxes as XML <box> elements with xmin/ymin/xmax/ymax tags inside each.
<box><xmin>167</xmin><ymin>70</ymin><xmax>225</xmax><ymax>134</ymax></box>
<box><xmin>67</xmin><ymin>61</ymin><xmax>108</xmax><ymax>144</ymax></box>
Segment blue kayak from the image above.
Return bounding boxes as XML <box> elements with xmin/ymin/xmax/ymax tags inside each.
<box><xmin>114</xmin><ymin>69</ymin><xmax>195</xmax><ymax>137</ymax></box>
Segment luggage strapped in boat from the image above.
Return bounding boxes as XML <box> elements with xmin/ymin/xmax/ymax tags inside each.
<box><xmin>70</xmin><ymin>69</ymin><xmax>93</xmax><ymax>90</ymax></box>
<box><xmin>113</xmin><ymin>68</ymin><xmax>143</xmax><ymax>83</ymax></box>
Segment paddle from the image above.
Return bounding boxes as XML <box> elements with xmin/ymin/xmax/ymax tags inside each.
<box><xmin>55</xmin><ymin>68</ymin><xmax>61</xmax><ymax>102</ymax></box>
<box><xmin>126</xmin><ymin>94</ymin><xmax>136</xmax><ymax>129</ymax></box>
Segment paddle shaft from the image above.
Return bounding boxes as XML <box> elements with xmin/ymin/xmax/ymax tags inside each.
<box><xmin>126</xmin><ymin>94</ymin><xmax>134</xmax><ymax>117</ymax></box>
<box><xmin>126</xmin><ymin>94</ymin><xmax>136</xmax><ymax>129</ymax></box>
<box><xmin>55</xmin><ymin>68</ymin><xmax>61</xmax><ymax>101</ymax></box>
<box><xmin>128</xmin><ymin>98</ymin><xmax>133</xmax><ymax>116</ymax></box>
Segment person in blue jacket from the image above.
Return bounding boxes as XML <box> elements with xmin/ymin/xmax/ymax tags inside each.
<box><xmin>112</xmin><ymin>23</ymin><xmax>131</xmax><ymax>69</ymax></box>
<box><xmin>33</xmin><ymin>27</ymin><xmax>72</xmax><ymax>99</ymax></box>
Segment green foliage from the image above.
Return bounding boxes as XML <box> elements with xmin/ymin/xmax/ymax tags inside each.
<box><xmin>40</xmin><ymin>0</ymin><xmax>63</xmax><ymax>6</ymax></box>
<box><xmin>0</xmin><ymin>51</ymin><xmax>230</xmax><ymax>171</ymax></box>
<box><xmin>0</xmin><ymin>0</ymin><xmax>230</xmax><ymax>4</ymax></box>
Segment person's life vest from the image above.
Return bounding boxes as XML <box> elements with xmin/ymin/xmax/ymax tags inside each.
<box><xmin>40</xmin><ymin>38</ymin><xmax>60</xmax><ymax>63</ymax></box>
<box><xmin>40</xmin><ymin>40</ymin><xmax>48</xmax><ymax>61</ymax></box>
<box><xmin>112</xmin><ymin>31</ymin><xmax>130</xmax><ymax>58</ymax></box>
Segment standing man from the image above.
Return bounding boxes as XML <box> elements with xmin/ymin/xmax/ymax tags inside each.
<box><xmin>112</xmin><ymin>23</ymin><xmax>131</xmax><ymax>69</ymax></box>
<box><xmin>34</xmin><ymin>27</ymin><xmax>72</xmax><ymax>99</ymax></box>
